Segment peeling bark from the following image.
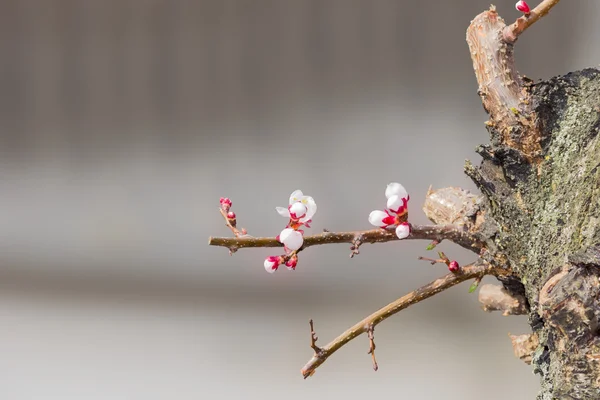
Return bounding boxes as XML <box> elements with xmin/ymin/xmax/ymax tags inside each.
<box><xmin>478</xmin><ymin>284</ymin><xmax>528</xmax><ymax>316</ymax></box>
<box><xmin>510</xmin><ymin>333</ymin><xmax>539</xmax><ymax>365</ymax></box>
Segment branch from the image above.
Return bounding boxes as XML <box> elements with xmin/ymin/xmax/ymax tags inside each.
<box><xmin>209</xmin><ymin>224</ymin><xmax>484</xmax><ymax>255</ymax></box>
<box><xmin>466</xmin><ymin>3</ymin><xmax>563</xmax><ymax>159</ymax></box>
<box><xmin>504</xmin><ymin>0</ymin><xmax>562</xmax><ymax>43</ymax></box>
<box><xmin>300</xmin><ymin>262</ymin><xmax>503</xmax><ymax>378</ymax></box>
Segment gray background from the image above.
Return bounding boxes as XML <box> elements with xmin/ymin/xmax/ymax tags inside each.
<box><xmin>0</xmin><ymin>1</ymin><xmax>598</xmax><ymax>399</ymax></box>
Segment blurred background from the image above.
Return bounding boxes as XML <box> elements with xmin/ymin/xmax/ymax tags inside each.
<box><xmin>0</xmin><ymin>1</ymin><xmax>598</xmax><ymax>399</ymax></box>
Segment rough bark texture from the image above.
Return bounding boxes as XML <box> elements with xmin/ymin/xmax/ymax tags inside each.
<box><xmin>468</xmin><ymin>68</ymin><xmax>600</xmax><ymax>399</ymax></box>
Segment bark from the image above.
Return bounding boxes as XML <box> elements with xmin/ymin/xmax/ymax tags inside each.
<box><xmin>468</xmin><ymin>65</ymin><xmax>600</xmax><ymax>398</ymax></box>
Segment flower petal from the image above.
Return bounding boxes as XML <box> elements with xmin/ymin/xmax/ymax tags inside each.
<box><xmin>289</xmin><ymin>190</ymin><xmax>304</xmax><ymax>205</ymax></box>
<box><xmin>276</xmin><ymin>206</ymin><xmax>290</xmax><ymax>218</ymax></box>
<box><xmin>278</xmin><ymin>228</ymin><xmax>304</xmax><ymax>251</ymax></box>
<box><xmin>289</xmin><ymin>202</ymin><xmax>307</xmax><ymax>220</ymax></box>
<box><xmin>369</xmin><ymin>210</ymin><xmax>389</xmax><ymax>227</ymax></box>
<box><xmin>387</xmin><ymin>195</ymin><xmax>405</xmax><ymax>214</ymax></box>
<box><xmin>299</xmin><ymin>196</ymin><xmax>317</xmax><ymax>223</ymax></box>
<box><xmin>385</xmin><ymin>182</ymin><xmax>408</xmax><ymax>200</ymax></box>
<box><xmin>395</xmin><ymin>223</ymin><xmax>411</xmax><ymax>239</ymax></box>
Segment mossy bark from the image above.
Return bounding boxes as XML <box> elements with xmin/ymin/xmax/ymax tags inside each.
<box><xmin>467</xmin><ymin>68</ymin><xmax>600</xmax><ymax>399</ymax></box>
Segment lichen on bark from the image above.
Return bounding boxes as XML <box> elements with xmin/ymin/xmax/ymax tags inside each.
<box><xmin>526</xmin><ymin>69</ymin><xmax>600</xmax><ymax>400</ymax></box>
<box><xmin>490</xmin><ymin>68</ymin><xmax>600</xmax><ymax>295</ymax></box>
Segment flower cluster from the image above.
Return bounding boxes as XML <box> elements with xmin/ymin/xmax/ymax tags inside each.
<box><xmin>368</xmin><ymin>182</ymin><xmax>411</xmax><ymax>239</ymax></box>
<box><xmin>264</xmin><ymin>190</ymin><xmax>317</xmax><ymax>273</ymax></box>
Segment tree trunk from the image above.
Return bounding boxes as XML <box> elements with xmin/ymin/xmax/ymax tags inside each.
<box><xmin>469</xmin><ymin>65</ymin><xmax>600</xmax><ymax>398</ymax></box>
<box><xmin>464</xmin><ymin>6</ymin><xmax>600</xmax><ymax>397</ymax></box>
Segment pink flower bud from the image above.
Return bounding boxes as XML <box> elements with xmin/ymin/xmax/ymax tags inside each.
<box><xmin>285</xmin><ymin>256</ymin><xmax>298</xmax><ymax>271</ymax></box>
<box><xmin>220</xmin><ymin>197</ymin><xmax>232</xmax><ymax>211</ymax></box>
<box><xmin>288</xmin><ymin>201</ymin><xmax>307</xmax><ymax>220</ymax></box>
<box><xmin>448</xmin><ymin>260</ymin><xmax>460</xmax><ymax>273</ymax></box>
<box><xmin>264</xmin><ymin>256</ymin><xmax>280</xmax><ymax>273</ymax></box>
<box><xmin>515</xmin><ymin>1</ymin><xmax>530</xmax><ymax>14</ymax></box>
<box><xmin>227</xmin><ymin>211</ymin><xmax>236</xmax><ymax>219</ymax></box>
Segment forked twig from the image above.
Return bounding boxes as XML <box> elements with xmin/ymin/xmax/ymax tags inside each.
<box><xmin>301</xmin><ymin>262</ymin><xmax>505</xmax><ymax>378</ymax></box>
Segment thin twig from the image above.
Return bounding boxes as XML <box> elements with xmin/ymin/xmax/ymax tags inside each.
<box><xmin>303</xmin><ymin>319</ymin><xmax>323</xmax><ymax>378</ymax></box>
<box><xmin>367</xmin><ymin>326</ymin><xmax>378</xmax><ymax>371</ymax></box>
<box><xmin>219</xmin><ymin>208</ymin><xmax>243</xmax><ymax>238</ymax></box>
<box><xmin>504</xmin><ymin>0</ymin><xmax>562</xmax><ymax>43</ymax></box>
<box><xmin>418</xmin><ymin>251</ymin><xmax>450</xmax><ymax>266</ymax></box>
<box><xmin>300</xmin><ymin>262</ymin><xmax>503</xmax><ymax>378</ymax></box>
<box><xmin>309</xmin><ymin>319</ymin><xmax>322</xmax><ymax>354</ymax></box>
<box><xmin>209</xmin><ymin>224</ymin><xmax>484</xmax><ymax>254</ymax></box>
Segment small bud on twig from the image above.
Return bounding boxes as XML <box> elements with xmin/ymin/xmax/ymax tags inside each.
<box><xmin>264</xmin><ymin>256</ymin><xmax>282</xmax><ymax>273</ymax></box>
<box><xmin>285</xmin><ymin>255</ymin><xmax>298</xmax><ymax>270</ymax></box>
<box><xmin>218</xmin><ymin>197</ymin><xmax>245</xmax><ymax>238</ymax></box>
<box><xmin>448</xmin><ymin>260</ymin><xmax>460</xmax><ymax>273</ymax></box>
<box><xmin>426</xmin><ymin>240</ymin><xmax>439</xmax><ymax>251</ymax></box>
<box><xmin>418</xmin><ymin>252</ymin><xmax>460</xmax><ymax>273</ymax></box>
<box><xmin>220</xmin><ymin>197</ymin><xmax>232</xmax><ymax>212</ymax></box>
<box><xmin>515</xmin><ymin>1</ymin><xmax>531</xmax><ymax>15</ymax></box>
<box><xmin>468</xmin><ymin>276</ymin><xmax>482</xmax><ymax>293</ymax></box>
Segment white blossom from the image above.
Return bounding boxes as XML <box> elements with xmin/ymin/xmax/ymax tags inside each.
<box><xmin>278</xmin><ymin>228</ymin><xmax>304</xmax><ymax>251</ymax></box>
<box><xmin>385</xmin><ymin>182</ymin><xmax>408</xmax><ymax>201</ymax></box>
<box><xmin>395</xmin><ymin>223</ymin><xmax>411</xmax><ymax>239</ymax></box>
<box><xmin>277</xmin><ymin>190</ymin><xmax>317</xmax><ymax>223</ymax></box>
